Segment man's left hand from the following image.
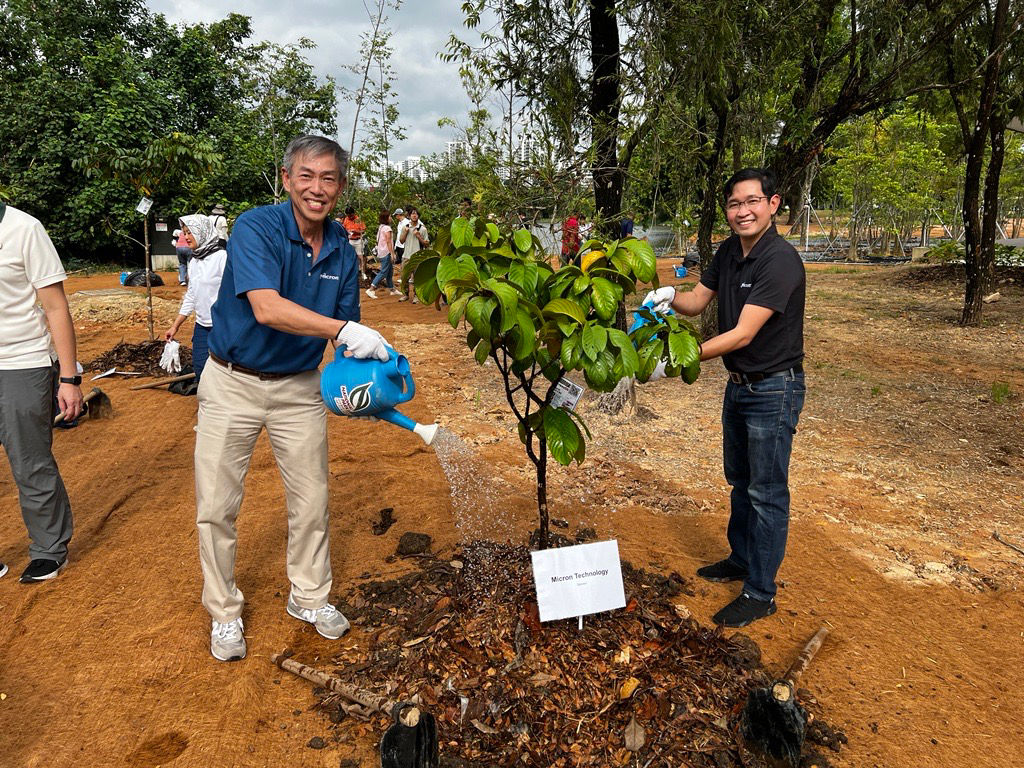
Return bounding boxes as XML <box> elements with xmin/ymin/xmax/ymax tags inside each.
<box><xmin>57</xmin><ymin>382</ymin><xmax>84</xmax><ymax>422</ymax></box>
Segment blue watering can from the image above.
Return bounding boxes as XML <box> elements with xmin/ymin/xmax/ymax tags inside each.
<box><xmin>320</xmin><ymin>345</ymin><xmax>439</xmax><ymax>445</ymax></box>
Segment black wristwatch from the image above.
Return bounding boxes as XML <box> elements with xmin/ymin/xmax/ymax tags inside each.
<box><xmin>59</xmin><ymin>375</ymin><xmax>82</xmax><ymax>385</ymax></box>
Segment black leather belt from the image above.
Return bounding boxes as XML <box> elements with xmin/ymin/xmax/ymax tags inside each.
<box><xmin>209</xmin><ymin>352</ymin><xmax>303</xmax><ymax>381</ymax></box>
<box><xmin>727</xmin><ymin>364</ymin><xmax>803</xmax><ymax>384</ymax></box>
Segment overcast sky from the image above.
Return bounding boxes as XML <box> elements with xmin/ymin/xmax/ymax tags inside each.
<box><xmin>147</xmin><ymin>0</ymin><xmax>479</xmax><ymax>160</ymax></box>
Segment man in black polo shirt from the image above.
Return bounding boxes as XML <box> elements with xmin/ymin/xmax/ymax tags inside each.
<box><xmin>645</xmin><ymin>167</ymin><xmax>806</xmax><ymax>627</ymax></box>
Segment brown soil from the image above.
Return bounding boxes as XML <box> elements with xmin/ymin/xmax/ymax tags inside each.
<box><xmin>1</xmin><ymin>263</ymin><xmax>1022</xmax><ymax>768</ymax></box>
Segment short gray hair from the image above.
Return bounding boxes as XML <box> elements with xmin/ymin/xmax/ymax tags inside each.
<box><xmin>282</xmin><ymin>135</ymin><xmax>349</xmax><ymax>178</ymax></box>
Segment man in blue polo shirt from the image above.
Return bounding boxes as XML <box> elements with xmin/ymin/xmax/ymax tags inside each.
<box><xmin>196</xmin><ymin>135</ymin><xmax>390</xmax><ymax>662</ymax></box>
<box><xmin>645</xmin><ymin>167</ymin><xmax>806</xmax><ymax>628</ymax></box>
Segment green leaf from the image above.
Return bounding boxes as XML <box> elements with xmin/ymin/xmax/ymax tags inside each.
<box><xmin>447</xmin><ymin>294</ymin><xmax>471</xmax><ymax>328</ymax></box>
<box><xmin>484</xmin><ymin>278</ymin><xmax>520</xmax><ymax>332</ymax></box>
<box><xmin>607</xmin><ymin>328</ymin><xmax>640</xmax><ymax>374</ymax></box>
<box><xmin>590</xmin><ymin>277</ymin><xmax>620</xmax><ymax>321</ymax></box>
<box><xmin>474</xmin><ymin>338</ymin><xmax>491</xmax><ymax>365</ymax></box>
<box><xmin>581</xmin><ymin>323</ymin><xmax>608</xmax><ymax>361</ymax></box>
<box><xmin>619</xmin><ymin>238</ymin><xmax>657</xmax><ymax>283</ymax></box>
<box><xmin>583</xmin><ymin>348</ymin><xmax>615</xmax><ymax>391</ymax></box>
<box><xmin>437</xmin><ymin>254</ymin><xmax>477</xmax><ymax>288</ymax></box>
<box><xmin>572</xmin><ymin>274</ymin><xmax>591</xmax><ymax>294</ymax></box>
<box><xmin>413</xmin><ymin>258</ymin><xmax>441</xmax><ymax>305</ymax></box>
<box><xmin>560</xmin><ymin>332</ymin><xmax>579</xmax><ymax>370</ymax></box>
<box><xmin>508</xmin><ymin>260</ymin><xmax>540</xmax><ymax>293</ymax></box>
<box><xmin>543</xmin><ymin>297</ymin><xmax>586</xmax><ymax>325</ymax></box>
<box><xmin>451</xmin><ymin>217</ymin><xmax>472</xmax><ymax>247</ymax></box>
<box><xmin>636</xmin><ymin>339</ymin><xmax>665</xmax><ymax>381</ymax></box>
<box><xmin>486</xmin><ymin>221</ymin><xmax>500</xmax><ymax>242</ymax></box>
<box><xmin>543</xmin><ymin>407</ymin><xmax>582</xmax><ymax>466</ymax></box>
<box><xmin>513</xmin><ymin>228</ymin><xmax>533</xmax><ymax>254</ymax></box>
<box><xmin>466</xmin><ymin>295</ymin><xmax>497</xmax><ymax>340</ymax></box>
<box><xmin>682</xmin><ymin>359</ymin><xmax>701</xmax><ymax>384</ymax></box>
<box><xmin>668</xmin><ymin>330</ymin><xmax>700</xmax><ymax>368</ymax></box>
<box><xmin>510</xmin><ymin>307</ymin><xmax>537</xmax><ymax>360</ymax></box>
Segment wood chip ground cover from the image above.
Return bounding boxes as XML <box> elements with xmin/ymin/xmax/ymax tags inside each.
<box><xmin>287</xmin><ymin>542</ymin><xmax>844</xmax><ymax>767</ymax></box>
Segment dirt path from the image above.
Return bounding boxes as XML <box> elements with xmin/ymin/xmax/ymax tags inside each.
<box><xmin>1</xmin><ymin>264</ymin><xmax>1021</xmax><ymax>767</ymax></box>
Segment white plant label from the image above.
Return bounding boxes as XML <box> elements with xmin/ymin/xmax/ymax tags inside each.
<box><xmin>549</xmin><ymin>377</ymin><xmax>583</xmax><ymax>411</ymax></box>
<box><xmin>531</xmin><ymin>539</ymin><xmax>626</xmax><ymax>622</ymax></box>
<box><xmin>136</xmin><ymin>196</ymin><xmax>153</xmax><ymax>215</ymax></box>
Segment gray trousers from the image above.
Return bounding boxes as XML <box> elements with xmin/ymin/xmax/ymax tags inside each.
<box><xmin>0</xmin><ymin>366</ymin><xmax>73</xmax><ymax>560</ymax></box>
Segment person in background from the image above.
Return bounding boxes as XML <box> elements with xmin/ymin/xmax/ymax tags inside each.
<box><xmin>173</xmin><ymin>227</ymin><xmax>193</xmax><ymax>286</ymax></box>
<box><xmin>209</xmin><ymin>204</ymin><xmax>229</xmax><ymax>241</ymax></box>
<box><xmin>620</xmin><ymin>213</ymin><xmax>635</xmax><ymax>239</ymax></box>
<box><xmin>339</xmin><ymin>206</ymin><xmax>367</xmax><ymax>280</ymax></box>
<box><xmin>644</xmin><ymin>167</ymin><xmax>805</xmax><ymax>629</ymax></box>
<box><xmin>397</xmin><ymin>207</ymin><xmax>429</xmax><ymax>303</ymax></box>
<box><xmin>578</xmin><ymin>213</ymin><xmax>593</xmax><ymax>244</ymax></box>
<box><xmin>0</xmin><ymin>202</ymin><xmax>84</xmax><ymax>583</ymax></box>
<box><xmin>392</xmin><ymin>208</ymin><xmax>407</xmax><ymax>266</ymax></box>
<box><xmin>366</xmin><ymin>209</ymin><xmax>402</xmax><ymax>299</ymax></box>
<box><xmin>164</xmin><ymin>214</ymin><xmax>228</xmax><ymax>385</ymax></box>
<box><xmin>561</xmin><ymin>213</ymin><xmax>579</xmax><ymax>266</ymax></box>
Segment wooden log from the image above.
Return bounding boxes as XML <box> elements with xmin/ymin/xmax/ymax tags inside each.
<box><xmin>129</xmin><ymin>373</ymin><xmax>195</xmax><ymax>391</ymax></box>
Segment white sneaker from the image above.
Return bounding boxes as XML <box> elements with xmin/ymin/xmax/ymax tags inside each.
<box><xmin>397</xmin><ymin>295</ymin><xmax>409</xmax><ymax>302</ymax></box>
<box><xmin>210</xmin><ymin>617</ymin><xmax>246</xmax><ymax>662</ymax></box>
<box><xmin>286</xmin><ymin>596</ymin><xmax>351</xmax><ymax>639</ymax></box>
<box><xmin>365</xmin><ymin>288</ymin><xmax>378</xmax><ymax>299</ymax></box>
<box><xmin>390</xmin><ymin>289</ymin><xmax>403</xmax><ymax>296</ymax></box>
<box><xmin>411</xmin><ymin>296</ymin><xmax>419</xmax><ymax>304</ymax></box>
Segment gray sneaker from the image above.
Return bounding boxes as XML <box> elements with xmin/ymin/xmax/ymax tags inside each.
<box><xmin>286</xmin><ymin>596</ymin><xmax>351</xmax><ymax>639</ymax></box>
<box><xmin>210</xmin><ymin>617</ymin><xmax>246</xmax><ymax>662</ymax></box>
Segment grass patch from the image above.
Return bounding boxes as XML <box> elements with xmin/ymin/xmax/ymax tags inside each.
<box><xmin>991</xmin><ymin>380</ymin><xmax>1011</xmax><ymax>404</ymax></box>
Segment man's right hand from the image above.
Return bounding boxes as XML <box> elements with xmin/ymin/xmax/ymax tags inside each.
<box><xmin>336</xmin><ymin>321</ymin><xmax>389</xmax><ymax>361</ymax></box>
<box><xmin>643</xmin><ymin>286</ymin><xmax>676</xmax><ymax>314</ymax></box>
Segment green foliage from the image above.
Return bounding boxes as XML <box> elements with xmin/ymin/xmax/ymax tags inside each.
<box><xmin>990</xmin><ymin>381</ymin><xmax>1011</xmax><ymax>405</ymax></box>
<box><xmin>405</xmin><ymin>215</ymin><xmax>701</xmax><ymax>470</ymax></box>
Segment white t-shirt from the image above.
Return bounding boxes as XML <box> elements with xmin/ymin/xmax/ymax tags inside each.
<box><xmin>209</xmin><ymin>214</ymin><xmax>229</xmax><ymax>241</ymax></box>
<box><xmin>400</xmin><ymin>221</ymin><xmax>429</xmax><ymax>258</ymax></box>
<box><xmin>179</xmin><ymin>248</ymin><xmax>227</xmax><ymax>327</ymax></box>
<box><xmin>0</xmin><ymin>206</ymin><xmax>67</xmax><ymax>369</ymax></box>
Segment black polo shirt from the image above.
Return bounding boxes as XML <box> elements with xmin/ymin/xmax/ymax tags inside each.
<box><xmin>699</xmin><ymin>225</ymin><xmax>804</xmax><ymax>373</ymax></box>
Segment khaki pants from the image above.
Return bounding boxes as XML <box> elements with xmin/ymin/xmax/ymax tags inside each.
<box><xmin>195</xmin><ymin>359</ymin><xmax>330</xmax><ymax>623</ymax></box>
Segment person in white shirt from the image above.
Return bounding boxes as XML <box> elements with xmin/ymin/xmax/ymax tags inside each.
<box><xmin>209</xmin><ymin>204</ymin><xmax>229</xmax><ymax>241</ymax></box>
<box><xmin>0</xmin><ymin>202</ymin><xmax>84</xmax><ymax>583</ymax></box>
<box><xmin>397</xmin><ymin>207</ymin><xmax>429</xmax><ymax>303</ymax></box>
<box><xmin>164</xmin><ymin>214</ymin><xmax>228</xmax><ymax>384</ymax></box>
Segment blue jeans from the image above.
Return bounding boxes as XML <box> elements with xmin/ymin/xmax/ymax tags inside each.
<box><xmin>176</xmin><ymin>247</ymin><xmax>193</xmax><ymax>283</ymax></box>
<box><xmin>371</xmin><ymin>252</ymin><xmax>394</xmax><ymax>289</ymax></box>
<box><xmin>722</xmin><ymin>371</ymin><xmax>806</xmax><ymax>601</ymax></box>
<box><xmin>192</xmin><ymin>324</ymin><xmax>211</xmax><ymax>381</ymax></box>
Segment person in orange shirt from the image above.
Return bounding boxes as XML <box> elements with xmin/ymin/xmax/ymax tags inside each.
<box><xmin>338</xmin><ymin>206</ymin><xmax>367</xmax><ymax>279</ymax></box>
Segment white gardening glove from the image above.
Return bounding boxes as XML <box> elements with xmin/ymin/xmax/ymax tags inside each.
<box><xmin>643</xmin><ymin>286</ymin><xmax>676</xmax><ymax>315</ymax></box>
<box><xmin>160</xmin><ymin>340</ymin><xmax>181</xmax><ymax>374</ymax></box>
<box><xmin>336</xmin><ymin>321</ymin><xmax>389</xmax><ymax>361</ymax></box>
<box><xmin>647</xmin><ymin>360</ymin><xmax>668</xmax><ymax>381</ymax></box>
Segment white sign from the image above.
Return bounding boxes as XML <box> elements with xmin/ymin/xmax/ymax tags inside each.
<box><xmin>531</xmin><ymin>540</ymin><xmax>626</xmax><ymax>622</ymax></box>
<box><xmin>155</xmin><ymin>221</ymin><xmax>167</xmax><ymax>231</ymax></box>
<box><xmin>550</xmin><ymin>377</ymin><xmax>584</xmax><ymax>411</ymax></box>
<box><xmin>136</xmin><ymin>196</ymin><xmax>153</xmax><ymax>215</ymax></box>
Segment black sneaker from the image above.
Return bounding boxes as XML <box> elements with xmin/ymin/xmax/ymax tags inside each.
<box><xmin>0</xmin><ymin>561</ymin><xmax>7</xmax><ymax>579</ymax></box>
<box><xmin>696</xmin><ymin>558</ymin><xmax>748</xmax><ymax>583</ymax></box>
<box><xmin>19</xmin><ymin>558</ymin><xmax>66</xmax><ymax>583</ymax></box>
<box><xmin>712</xmin><ymin>592</ymin><xmax>777</xmax><ymax>628</ymax></box>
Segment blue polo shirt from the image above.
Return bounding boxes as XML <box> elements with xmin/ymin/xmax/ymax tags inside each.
<box><xmin>209</xmin><ymin>201</ymin><xmax>360</xmax><ymax>373</ymax></box>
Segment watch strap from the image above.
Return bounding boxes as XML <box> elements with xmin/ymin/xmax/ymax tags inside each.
<box><xmin>59</xmin><ymin>375</ymin><xmax>82</xmax><ymax>385</ymax></box>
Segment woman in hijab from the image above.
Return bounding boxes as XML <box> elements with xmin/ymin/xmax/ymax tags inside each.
<box><xmin>163</xmin><ymin>214</ymin><xmax>227</xmax><ymax>383</ymax></box>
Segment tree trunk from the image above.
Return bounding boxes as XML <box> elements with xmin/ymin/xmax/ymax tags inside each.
<box><xmin>144</xmin><ymin>214</ymin><xmax>154</xmax><ymax>341</ymax></box>
<box><xmin>536</xmin><ymin>436</ymin><xmax>549</xmax><ymax>550</ymax></box>
<box><xmin>589</xmin><ymin>0</ymin><xmax>624</xmax><ymax>235</ymax></box>
<box><xmin>958</xmin><ymin>0</ymin><xmax>1008</xmax><ymax>326</ymax></box>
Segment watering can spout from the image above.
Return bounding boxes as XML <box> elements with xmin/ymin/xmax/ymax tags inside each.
<box><xmin>376</xmin><ymin>408</ymin><xmax>440</xmax><ymax>446</ymax></box>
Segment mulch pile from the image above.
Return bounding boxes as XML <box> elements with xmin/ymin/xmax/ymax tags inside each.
<box><xmin>285</xmin><ymin>541</ymin><xmax>844</xmax><ymax>767</ymax></box>
<box><xmin>84</xmin><ymin>340</ymin><xmax>192</xmax><ymax>377</ymax></box>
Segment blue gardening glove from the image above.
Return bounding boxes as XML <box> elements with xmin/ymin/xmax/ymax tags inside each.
<box><xmin>336</xmin><ymin>321</ymin><xmax>389</xmax><ymax>361</ymax></box>
<box><xmin>643</xmin><ymin>286</ymin><xmax>676</xmax><ymax>315</ymax></box>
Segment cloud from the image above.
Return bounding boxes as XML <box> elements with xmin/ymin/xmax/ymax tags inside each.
<box><xmin>148</xmin><ymin>0</ymin><xmax>475</xmax><ymax>158</ymax></box>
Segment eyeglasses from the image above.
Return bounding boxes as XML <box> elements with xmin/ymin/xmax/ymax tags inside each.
<box><xmin>725</xmin><ymin>196</ymin><xmax>768</xmax><ymax>212</ymax></box>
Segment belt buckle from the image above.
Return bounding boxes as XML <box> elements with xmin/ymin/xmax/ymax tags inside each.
<box><xmin>728</xmin><ymin>371</ymin><xmax>744</xmax><ymax>384</ymax></box>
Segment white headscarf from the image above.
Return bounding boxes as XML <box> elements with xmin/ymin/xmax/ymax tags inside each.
<box><xmin>179</xmin><ymin>214</ymin><xmax>221</xmax><ymax>260</ymax></box>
